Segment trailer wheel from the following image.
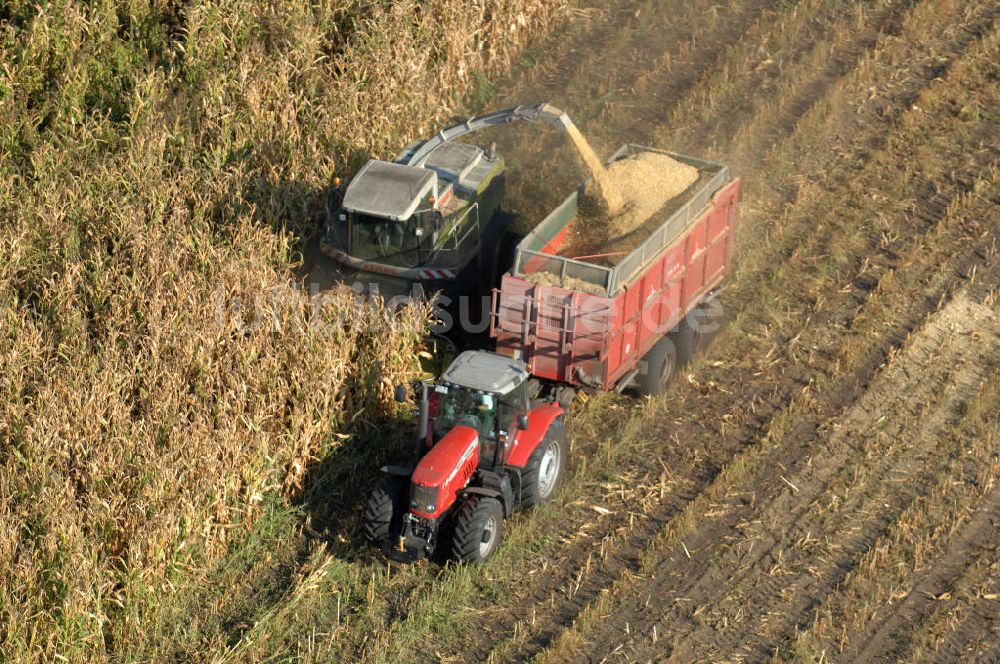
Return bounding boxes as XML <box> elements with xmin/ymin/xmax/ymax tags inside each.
<box><xmin>635</xmin><ymin>333</ymin><xmax>679</xmax><ymax>396</ymax></box>
<box><xmin>676</xmin><ymin>310</ymin><xmax>708</xmax><ymax>365</ymax></box>
<box><xmin>451</xmin><ymin>496</ymin><xmax>504</xmax><ymax>563</ymax></box>
<box><xmin>363</xmin><ymin>476</ymin><xmax>404</xmax><ymax>544</ymax></box>
<box><xmin>520</xmin><ymin>420</ymin><xmax>568</xmax><ymax>507</ymax></box>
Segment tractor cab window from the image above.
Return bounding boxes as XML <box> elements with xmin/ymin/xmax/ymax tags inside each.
<box><xmin>349</xmin><ymin>211</ymin><xmax>437</xmax><ymax>267</ymax></box>
<box><xmin>498</xmin><ymin>381</ymin><xmax>528</xmax><ymax>434</ymax></box>
<box><xmin>432</xmin><ymin>386</ymin><xmax>497</xmax><ymax>443</ymax></box>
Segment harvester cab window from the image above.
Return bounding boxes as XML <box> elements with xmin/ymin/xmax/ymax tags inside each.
<box><xmin>349</xmin><ymin>212</ymin><xmax>432</xmax><ymax>267</ymax></box>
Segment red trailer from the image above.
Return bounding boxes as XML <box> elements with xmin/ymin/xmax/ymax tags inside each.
<box><xmin>492</xmin><ymin>145</ymin><xmax>740</xmax><ymax>396</ymax></box>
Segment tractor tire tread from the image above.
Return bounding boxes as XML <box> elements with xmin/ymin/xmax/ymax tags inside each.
<box><xmin>363</xmin><ymin>477</ymin><xmax>401</xmax><ymax>544</ymax></box>
<box><xmin>451</xmin><ymin>496</ymin><xmax>504</xmax><ymax>563</ymax></box>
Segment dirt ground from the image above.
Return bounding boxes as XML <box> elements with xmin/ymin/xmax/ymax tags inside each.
<box><xmin>280</xmin><ymin>1</ymin><xmax>1000</xmax><ymax>662</ymax></box>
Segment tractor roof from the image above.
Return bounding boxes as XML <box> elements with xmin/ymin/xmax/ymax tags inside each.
<box><xmin>341</xmin><ymin>160</ymin><xmax>436</xmax><ymax>221</ymax></box>
<box><xmin>441</xmin><ymin>350</ymin><xmax>529</xmax><ymax>395</ymax></box>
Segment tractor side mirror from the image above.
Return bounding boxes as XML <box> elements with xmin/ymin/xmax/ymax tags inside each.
<box><xmin>517</xmin><ymin>414</ymin><xmax>530</xmax><ymax>430</ymax></box>
<box><xmin>393</xmin><ymin>385</ymin><xmax>407</xmax><ymax>403</ymax></box>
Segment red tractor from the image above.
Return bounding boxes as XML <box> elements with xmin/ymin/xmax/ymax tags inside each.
<box><xmin>364</xmin><ymin>350</ymin><xmax>567</xmax><ymax>563</ymax></box>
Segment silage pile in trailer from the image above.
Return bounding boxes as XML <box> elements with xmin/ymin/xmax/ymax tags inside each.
<box><xmin>521</xmin><ymin>148</ymin><xmax>699</xmax><ymax>293</ymax></box>
<box><xmin>604</xmin><ymin>151</ymin><xmax>700</xmax><ymax>239</ymax></box>
<box><xmin>558</xmin><ymin>151</ymin><xmax>700</xmax><ymax>264</ymax></box>
<box><xmin>0</xmin><ymin>0</ymin><xmax>563</xmax><ymax>659</ymax></box>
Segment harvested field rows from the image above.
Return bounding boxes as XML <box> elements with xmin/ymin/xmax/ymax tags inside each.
<box><xmin>376</xmin><ymin>2</ymin><xmax>998</xmax><ymax>663</ymax></box>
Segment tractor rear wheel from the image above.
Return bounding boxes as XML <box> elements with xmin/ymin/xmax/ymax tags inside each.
<box><xmin>451</xmin><ymin>496</ymin><xmax>504</xmax><ymax>563</ymax></box>
<box><xmin>634</xmin><ymin>331</ymin><xmax>679</xmax><ymax>396</ymax></box>
<box><xmin>520</xmin><ymin>420</ymin><xmax>568</xmax><ymax>507</ymax></box>
<box><xmin>364</xmin><ymin>476</ymin><xmax>404</xmax><ymax>544</ymax></box>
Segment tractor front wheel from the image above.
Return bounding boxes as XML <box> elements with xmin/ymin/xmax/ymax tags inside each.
<box><xmin>364</xmin><ymin>476</ymin><xmax>404</xmax><ymax>544</ymax></box>
<box><xmin>451</xmin><ymin>496</ymin><xmax>504</xmax><ymax>563</ymax></box>
<box><xmin>520</xmin><ymin>420</ymin><xmax>568</xmax><ymax>507</ymax></box>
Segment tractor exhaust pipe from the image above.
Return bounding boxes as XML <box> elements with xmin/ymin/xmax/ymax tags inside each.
<box><xmin>416</xmin><ymin>381</ymin><xmax>430</xmax><ymax>459</ymax></box>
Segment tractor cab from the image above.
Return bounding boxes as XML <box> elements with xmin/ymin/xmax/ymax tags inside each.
<box><xmin>431</xmin><ymin>351</ymin><xmax>530</xmax><ymax>468</ymax></box>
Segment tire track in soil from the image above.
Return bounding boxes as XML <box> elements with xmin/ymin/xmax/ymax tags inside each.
<box><xmin>611</xmin><ymin>0</ymin><xmax>916</xmax><ymax>156</ymax></box>
<box><xmin>695</xmin><ymin>296</ymin><xmax>1000</xmax><ymax>663</ymax></box>
<box><xmin>470</xmin><ymin>3</ymin><xmax>1000</xmax><ymax>662</ymax></box>
<box><xmin>717</xmin><ymin>0</ymin><xmax>1000</xmax><ymax>274</ymax></box>
<box><xmin>774</xmin><ymin>290</ymin><xmax>1000</xmax><ymax>663</ymax></box>
<box><xmin>653</xmin><ymin>0</ymin><xmax>879</xmax><ymax>155</ymax></box>
<box><xmin>506</xmin><ymin>0</ymin><xmax>783</xmax><ymax>132</ymax></box>
<box><xmin>848</xmin><ymin>484</ymin><xmax>1000</xmax><ymax>663</ymax></box>
<box><xmin>916</xmin><ymin>557</ymin><xmax>1000</xmax><ymax>663</ymax></box>
<box><xmin>935</xmin><ymin>607</ymin><xmax>1000</xmax><ymax>663</ymax></box>
<box><xmin>581</xmin><ymin>0</ymin><xmax>856</xmax><ymax>148</ymax></box>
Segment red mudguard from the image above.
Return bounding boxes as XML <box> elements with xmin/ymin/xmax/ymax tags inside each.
<box><xmin>506</xmin><ymin>402</ymin><xmax>565</xmax><ymax>468</ymax></box>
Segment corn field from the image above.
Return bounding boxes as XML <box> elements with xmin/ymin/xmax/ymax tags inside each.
<box><xmin>0</xmin><ymin>0</ymin><xmax>563</xmax><ymax>660</ymax></box>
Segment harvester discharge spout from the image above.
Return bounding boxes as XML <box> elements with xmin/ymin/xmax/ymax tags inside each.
<box><xmin>404</xmin><ymin>102</ymin><xmax>573</xmax><ymax>167</ymax></box>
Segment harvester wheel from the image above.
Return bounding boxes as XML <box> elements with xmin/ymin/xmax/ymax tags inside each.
<box><xmin>363</xmin><ymin>476</ymin><xmax>404</xmax><ymax>544</ymax></box>
<box><xmin>520</xmin><ymin>420</ymin><xmax>568</xmax><ymax>507</ymax></box>
<box><xmin>635</xmin><ymin>332</ymin><xmax>679</xmax><ymax>396</ymax></box>
<box><xmin>451</xmin><ymin>496</ymin><xmax>504</xmax><ymax>563</ymax></box>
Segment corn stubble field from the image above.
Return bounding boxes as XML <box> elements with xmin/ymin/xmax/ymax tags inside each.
<box><xmin>2</xmin><ymin>0</ymin><xmax>998</xmax><ymax>662</ymax></box>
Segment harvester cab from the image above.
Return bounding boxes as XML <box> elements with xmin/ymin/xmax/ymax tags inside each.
<box><xmin>321</xmin><ymin>104</ymin><xmax>572</xmax><ymax>301</ymax></box>
<box><xmin>365</xmin><ymin>350</ymin><xmax>567</xmax><ymax>563</ymax></box>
